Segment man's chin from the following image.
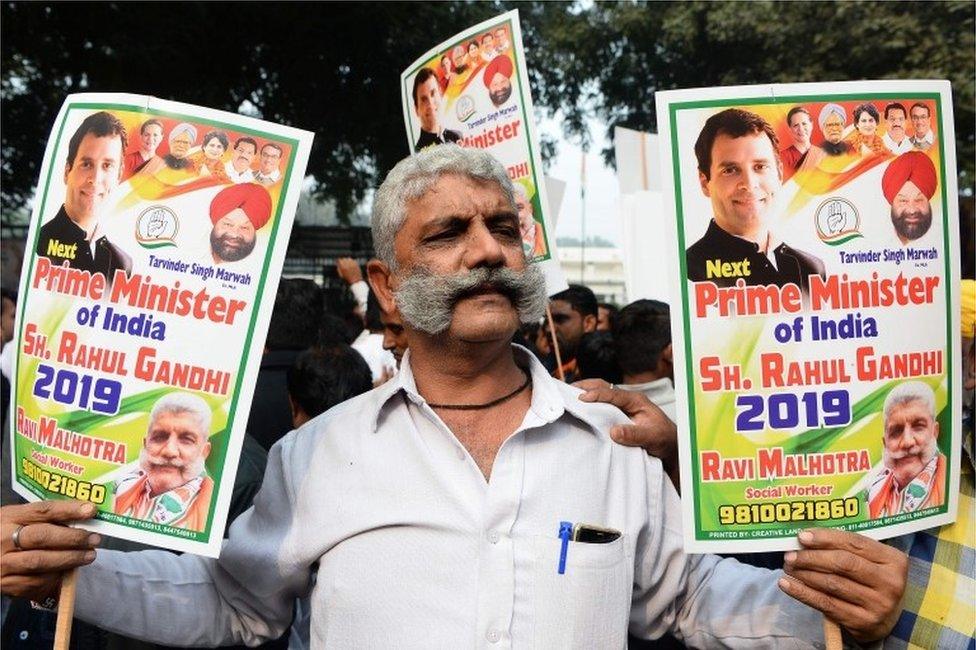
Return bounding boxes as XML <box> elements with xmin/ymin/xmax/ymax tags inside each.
<box><xmin>147</xmin><ymin>471</ymin><xmax>186</xmax><ymax>494</ymax></box>
<box><xmin>890</xmin><ymin>458</ymin><xmax>930</xmax><ymax>486</ymax></box>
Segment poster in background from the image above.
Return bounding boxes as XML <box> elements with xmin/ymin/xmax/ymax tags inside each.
<box><xmin>656</xmin><ymin>80</ymin><xmax>961</xmax><ymax>552</ymax></box>
<box><xmin>614</xmin><ymin>127</ymin><xmax>671</xmax><ymax>303</ymax></box>
<box><xmin>11</xmin><ymin>93</ymin><xmax>313</xmax><ymax>556</ymax></box>
<box><xmin>400</xmin><ymin>10</ymin><xmax>567</xmax><ymax>295</ymax></box>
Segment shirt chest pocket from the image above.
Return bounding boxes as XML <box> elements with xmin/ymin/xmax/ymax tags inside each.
<box><xmin>529</xmin><ymin>534</ymin><xmax>632</xmax><ymax>649</ymax></box>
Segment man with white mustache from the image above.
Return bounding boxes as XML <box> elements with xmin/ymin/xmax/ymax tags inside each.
<box><xmin>867</xmin><ymin>381</ymin><xmax>946</xmax><ymax>517</ymax></box>
<box><xmin>113</xmin><ymin>392</ymin><xmax>214</xmax><ymax>531</ymax></box>
<box><xmin>3</xmin><ymin>146</ymin><xmax>906</xmax><ymax>648</ymax></box>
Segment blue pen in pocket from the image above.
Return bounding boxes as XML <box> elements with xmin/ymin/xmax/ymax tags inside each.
<box><xmin>557</xmin><ymin>521</ymin><xmax>572</xmax><ymax>574</ymax></box>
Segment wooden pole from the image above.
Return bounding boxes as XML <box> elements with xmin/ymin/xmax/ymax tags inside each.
<box><xmin>53</xmin><ymin>568</ymin><xmax>78</xmax><ymax>650</ymax></box>
<box><xmin>823</xmin><ymin>617</ymin><xmax>842</xmax><ymax>650</ymax></box>
<box><xmin>545</xmin><ymin>305</ymin><xmax>565</xmax><ymax>381</ymax></box>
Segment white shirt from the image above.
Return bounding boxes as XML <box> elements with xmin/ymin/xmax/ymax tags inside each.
<box><xmin>224</xmin><ymin>161</ymin><xmax>255</xmax><ymax>184</ymax></box>
<box><xmin>911</xmin><ymin>130</ymin><xmax>934</xmax><ymax>151</ymax></box>
<box><xmin>348</xmin><ymin>279</ymin><xmax>370</xmax><ymax>314</ymax></box>
<box><xmin>883</xmin><ymin>132</ymin><xmax>913</xmax><ymax>155</ymax></box>
<box><xmin>351</xmin><ymin>329</ymin><xmax>396</xmax><ymax>382</ymax></box>
<box><xmin>620</xmin><ymin>377</ymin><xmax>677</xmax><ymax>423</ymax></box>
<box><xmin>254</xmin><ymin>168</ymin><xmax>281</xmax><ymax>185</ymax></box>
<box><xmin>76</xmin><ymin>346</ymin><xmax>823</xmax><ymax>648</ymax></box>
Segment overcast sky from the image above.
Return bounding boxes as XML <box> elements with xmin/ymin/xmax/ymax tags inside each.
<box><xmin>542</xmin><ymin>116</ymin><xmax>623</xmax><ymax>246</ymax></box>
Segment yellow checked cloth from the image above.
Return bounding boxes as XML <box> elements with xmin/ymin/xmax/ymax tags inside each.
<box><xmin>886</xmin><ymin>454</ymin><xmax>975</xmax><ymax>649</ymax></box>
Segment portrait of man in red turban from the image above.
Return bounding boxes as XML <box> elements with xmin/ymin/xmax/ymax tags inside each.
<box><xmin>207</xmin><ymin>183</ymin><xmax>273</xmax><ymax>264</ymax></box>
<box><xmin>881</xmin><ymin>151</ymin><xmax>938</xmax><ymax>245</ymax></box>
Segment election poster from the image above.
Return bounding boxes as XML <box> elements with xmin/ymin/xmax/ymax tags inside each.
<box><xmin>10</xmin><ymin>93</ymin><xmax>313</xmax><ymax>556</ymax></box>
<box><xmin>400</xmin><ymin>10</ymin><xmax>567</xmax><ymax>295</ymax></box>
<box><xmin>656</xmin><ymin>80</ymin><xmax>961</xmax><ymax>552</ymax></box>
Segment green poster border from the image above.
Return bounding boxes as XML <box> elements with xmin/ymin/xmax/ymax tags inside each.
<box><xmin>667</xmin><ymin>92</ymin><xmax>954</xmax><ymax>542</ymax></box>
<box><xmin>14</xmin><ymin>99</ymin><xmax>301</xmax><ymax>544</ymax></box>
<box><xmin>402</xmin><ymin>16</ymin><xmax>552</xmax><ymax>263</ymax></box>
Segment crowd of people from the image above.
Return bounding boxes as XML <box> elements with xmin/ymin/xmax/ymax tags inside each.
<box><xmin>0</xmin><ymin>143</ymin><xmax>972</xmax><ymax>648</ymax></box>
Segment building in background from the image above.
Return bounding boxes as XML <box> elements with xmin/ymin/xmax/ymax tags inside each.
<box><xmin>556</xmin><ymin>237</ymin><xmax>626</xmax><ymax>305</ymax></box>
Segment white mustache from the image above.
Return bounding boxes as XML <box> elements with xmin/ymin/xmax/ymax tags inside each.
<box><xmin>888</xmin><ymin>448</ymin><xmax>923</xmax><ymax>461</ymax></box>
<box><xmin>144</xmin><ymin>456</ymin><xmax>190</xmax><ymax>469</ymax></box>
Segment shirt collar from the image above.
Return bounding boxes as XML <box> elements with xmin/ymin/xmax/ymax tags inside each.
<box><xmin>57</xmin><ymin>205</ymin><xmax>98</xmax><ymax>242</ymax></box>
<box><xmin>368</xmin><ymin>344</ymin><xmax>607</xmax><ymax>436</ymax></box>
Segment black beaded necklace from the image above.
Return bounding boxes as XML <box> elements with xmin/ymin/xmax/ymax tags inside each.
<box><xmin>427</xmin><ymin>372</ymin><xmax>531</xmax><ymax>411</ymax></box>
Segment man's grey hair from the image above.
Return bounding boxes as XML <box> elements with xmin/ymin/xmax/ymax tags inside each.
<box><xmin>818</xmin><ymin>103</ymin><xmax>847</xmax><ymax>130</ymax></box>
<box><xmin>512</xmin><ymin>182</ymin><xmax>530</xmax><ymax>202</ymax></box>
<box><xmin>148</xmin><ymin>392</ymin><xmax>212</xmax><ymax>438</ymax></box>
<box><xmin>169</xmin><ymin>122</ymin><xmax>198</xmax><ymax>144</ymax></box>
<box><xmin>882</xmin><ymin>381</ymin><xmax>936</xmax><ymax>422</ymax></box>
<box><xmin>371</xmin><ymin>145</ymin><xmax>516</xmax><ymax>268</ymax></box>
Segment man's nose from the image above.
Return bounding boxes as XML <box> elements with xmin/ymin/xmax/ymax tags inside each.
<box><xmin>896</xmin><ymin>427</ymin><xmax>915</xmax><ymax>447</ymax></box>
<box><xmin>464</xmin><ymin>222</ymin><xmax>506</xmax><ymax>269</ymax></box>
<box><xmin>739</xmin><ymin>169</ymin><xmax>761</xmax><ymax>190</ymax></box>
<box><xmin>160</xmin><ymin>436</ymin><xmax>179</xmax><ymax>457</ymax></box>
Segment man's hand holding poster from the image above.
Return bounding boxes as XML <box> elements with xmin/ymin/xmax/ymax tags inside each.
<box><xmin>656</xmin><ymin>80</ymin><xmax>961</xmax><ymax>552</ymax></box>
<box><xmin>11</xmin><ymin>93</ymin><xmax>312</xmax><ymax>556</ymax></box>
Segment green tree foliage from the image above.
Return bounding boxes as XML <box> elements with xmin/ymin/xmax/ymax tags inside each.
<box><xmin>2</xmin><ymin>1</ymin><xmax>973</xmax><ymax>218</ymax></box>
<box><xmin>0</xmin><ymin>1</ymin><xmax>503</xmax><ymax>215</ymax></box>
<box><xmin>529</xmin><ymin>1</ymin><xmax>974</xmax><ymax>192</ymax></box>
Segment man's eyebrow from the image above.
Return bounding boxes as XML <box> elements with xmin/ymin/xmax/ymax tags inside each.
<box><xmin>421</xmin><ymin>215</ymin><xmax>468</xmax><ymax>233</ymax></box>
<box><xmin>485</xmin><ymin>210</ymin><xmax>518</xmax><ymax>224</ymax></box>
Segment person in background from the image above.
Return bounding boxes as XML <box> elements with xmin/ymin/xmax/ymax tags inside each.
<box><xmin>336</xmin><ymin>257</ymin><xmax>370</xmax><ymax>318</ymax></box>
<box><xmin>575</xmin><ymin>331</ymin><xmax>622</xmax><ymax>385</ymax></box>
<box><xmin>548</xmin><ymin>284</ymin><xmax>598</xmax><ymax>382</ymax></box>
<box><xmin>247</xmin><ymin>278</ymin><xmax>323</xmax><ymax>451</ymax></box>
<box><xmin>286</xmin><ymin>346</ymin><xmax>374</xmax><ymax>427</ymax></box>
<box><xmin>596</xmin><ymin>301</ymin><xmax>618</xmax><ymax>332</ymax></box>
<box><xmin>613</xmin><ymin>299</ymin><xmax>675</xmax><ymax>422</ymax></box>
<box><xmin>380</xmin><ymin>305</ymin><xmax>408</xmax><ymax>369</ymax></box>
<box><xmin>351</xmin><ymin>291</ymin><xmax>396</xmax><ymax>385</ymax></box>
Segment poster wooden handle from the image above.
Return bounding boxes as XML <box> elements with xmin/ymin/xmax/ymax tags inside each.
<box><xmin>545</xmin><ymin>305</ymin><xmax>565</xmax><ymax>381</ymax></box>
<box><xmin>823</xmin><ymin>617</ymin><xmax>842</xmax><ymax>650</ymax></box>
<box><xmin>53</xmin><ymin>567</ymin><xmax>78</xmax><ymax>650</ymax></box>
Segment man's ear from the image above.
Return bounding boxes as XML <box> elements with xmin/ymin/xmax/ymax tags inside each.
<box><xmin>64</xmin><ymin>162</ymin><xmax>71</xmax><ymax>184</ymax></box>
<box><xmin>202</xmin><ymin>440</ymin><xmax>212</xmax><ymax>460</ymax></box>
<box><xmin>367</xmin><ymin>259</ymin><xmax>396</xmax><ymax>314</ymax></box>
<box><xmin>582</xmin><ymin>313</ymin><xmax>598</xmax><ymax>334</ymax></box>
<box><xmin>658</xmin><ymin>342</ymin><xmax>674</xmax><ymax>380</ymax></box>
<box><xmin>698</xmin><ymin>171</ymin><xmax>710</xmax><ymax>197</ymax></box>
<box><xmin>661</xmin><ymin>342</ymin><xmax>673</xmax><ymax>365</ymax></box>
